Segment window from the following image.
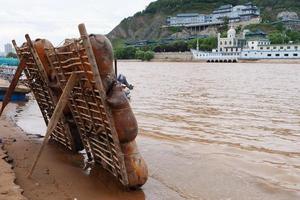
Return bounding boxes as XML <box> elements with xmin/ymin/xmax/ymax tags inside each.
<box><xmin>284</xmin><ymin>54</ymin><xmax>289</xmax><ymax>56</ymax></box>
<box><xmin>295</xmin><ymin>46</ymin><xmax>298</xmax><ymax>49</ymax></box>
<box><xmin>251</xmin><ymin>47</ymin><xmax>254</xmax><ymax>49</ymax></box>
<box><xmin>273</xmin><ymin>46</ymin><xmax>277</xmax><ymax>49</ymax></box>
<box><xmin>293</xmin><ymin>53</ymin><xmax>298</xmax><ymax>56</ymax></box>
<box><xmin>287</xmin><ymin>46</ymin><xmax>290</xmax><ymax>49</ymax></box>
<box><xmin>245</xmin><ymin>54</ymin><xmax>248</xmax><ymax>56</ymax></box>
<box><xmin>267</xmin><ymin>47</ymin><xmax>270</xmax><ymax>49</ymax></box>
<box><xmin>225</xmin><ymin>41</ymin><xmax>227</xmax><ymax>45</ymax></box>
<box><xmin>276</xmin><ymin>54</ymin><xmax>280</xmax><ymax>56</ymax></box>
<box><xmin>229</xmin><ymin>41</ymin><xmax>232</xmax><ymax>45</ymax></box>
<box><xmin>267</xmin><ymin>54</ymin><xmax>272</xmax><ymax>57</ymax></box>
<box><xmin>252</xmin><ymin>41</ymin><xmax>254</xmax><ymax>44</ymax></box>
<box><xmin>260</xmin><ymin>47</ymin><xmax>263</xmax><ymax>50</ymax></box>
<box><xmin>280</xmin><ymin>46</ymin><xmax>283</xmax><ymax>49</ymax></box>
<box><xmin>220</xmin><ymin>41</ymin><xmax>222</xmax><ymax>45</ymax></box>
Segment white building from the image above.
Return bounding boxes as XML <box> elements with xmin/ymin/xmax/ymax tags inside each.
<box><xmin>167</xmin><ymin>2</ymin><xmax>260</xmax><ymax>27</ymax></box>
<box><xmin>217</xmin><ymin>28</ymin><xmax>246</xmax><ymax>53</ymax></box>
<box><xmin>167</xmin><ymin>13</ymin><xmax>206</xmax><ymax>26</ymax></box>
<box><xmin>212</xmin><ymin>3</ymin><xmax>260</xmax><ymax>22</ymax></box>
<box><xmin>191</xmin><ymin>27</ymin><xmax>244</xmax><ymax>62</ymax></box>
<box><xmin>191</xmin><ymin>27</ymin><xmax>300</xmax><ymax>61</ymax></box>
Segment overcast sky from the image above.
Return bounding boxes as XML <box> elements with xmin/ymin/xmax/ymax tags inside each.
<box><xmin>0</xmin><ymin>0</ymin><xmax>154</xmax><ymax>52</ymax></box>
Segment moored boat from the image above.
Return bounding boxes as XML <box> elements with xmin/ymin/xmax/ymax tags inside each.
<box><xmin>0</xmin><ymin>79</ymin><xmax>30</xmax><ymax>101</ymax></box>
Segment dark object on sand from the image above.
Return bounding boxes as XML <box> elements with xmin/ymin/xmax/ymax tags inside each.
<box><xmin>1</xmin><ymin>24</ymin><xmax>148</xmax><ymax>189</ymax></box>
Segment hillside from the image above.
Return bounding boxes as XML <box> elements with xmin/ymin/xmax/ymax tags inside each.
<box><xmin>107</xmin><ymin>0</ymin><xmax>300</xmax><ymax>46</ymax></box>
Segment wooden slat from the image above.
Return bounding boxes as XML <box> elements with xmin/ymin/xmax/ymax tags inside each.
<box><xmin>27</xmin><ymin>73</ymin><xmax>79</xmax><ymax>177</ymax></box>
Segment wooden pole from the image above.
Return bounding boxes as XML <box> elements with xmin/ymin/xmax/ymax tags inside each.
<box><xmin>0</xmin><ymin>59</ymin><xmax>26</xmax><ymax>116</ymax></box>
<box><xmin>27</xmin><ymin>73</ymin><xmax>78</xmax><ymax>178</ymax></box>
<box><xmin>25</xmin><ymin>34</ymin><xmax>50</xmax><ymax>84</ymax></box>
<box><xmin>114</xmin><ymin>59</ymin><xmax>118</xmax><ymax>78</ymax></box>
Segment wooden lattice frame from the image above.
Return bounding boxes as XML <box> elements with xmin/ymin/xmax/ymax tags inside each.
<box><xmin>12</xmin><ymin>37</ymin><xmax>75</xmax><ymax>151</ymax></box>
<box><xmin>44</xmin><ymin>25</ymin><xmax>129</xmax><ymax>186</ymax></box>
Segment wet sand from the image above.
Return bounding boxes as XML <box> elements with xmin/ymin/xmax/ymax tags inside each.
<box><xmin>1</xmin><ymin>104</ymin><xmax>184</xmax><ymax>200</ymax></box>
<box><xmin>1</xmin><ymin>62</ymin><xmax>300</xmax><ymax>199</ymax></box>
<box><xmin>1</xmin><ymin>103</ymin><xmax>299</xmax><ymax>200</ymax></box>
<box><xmin>0</xmin><ymin>137</ymin><xmax>26</xmax><ymax>200</ymax></box>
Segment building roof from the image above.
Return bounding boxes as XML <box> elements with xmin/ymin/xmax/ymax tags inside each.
<box><xmin>218</xmin><ymin>4</ymin><xmax>233</xmax><ymax>10</ymax></box>
<box><xmin>177</xmin><ymin>13</ymin><xmax>200</xmax><ymax>17</ymax></box>
<box><xmin>228</xmin><ymin>27</ymin><xmax>236</xmax><ymax>35</ymax></box>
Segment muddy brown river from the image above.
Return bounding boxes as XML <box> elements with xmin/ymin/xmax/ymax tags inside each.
<box><xmin>11</xmin><ymin>62</ymin><xmax>300</xmax><ymax>199</ymax></box>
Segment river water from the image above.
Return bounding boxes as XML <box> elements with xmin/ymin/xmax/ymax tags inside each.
<box><xmin>11</xmin><ymin>62</ymin><xmax>300</xmax><ymax>199</ymax></box>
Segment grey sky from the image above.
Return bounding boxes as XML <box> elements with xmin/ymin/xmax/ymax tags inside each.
<box><xmin>0</xmin><ymin>0</ymin><xmax>154</xmax><ymax>51</ymax></box>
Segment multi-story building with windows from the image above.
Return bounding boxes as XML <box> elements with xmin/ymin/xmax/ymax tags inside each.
<box><xmin>167</xmin><ymin>13</ymin><xmax>206</xmax><ymax>26</ymax></box>
<box><xmin>167</xmin><ymin>2</ymin><xmax>260</xmax><ymax>28</ymax></box>
<box><xmin>212</xmin><ymin>3</ymin><xmax>260</xmax><ymax>22</ymax></box>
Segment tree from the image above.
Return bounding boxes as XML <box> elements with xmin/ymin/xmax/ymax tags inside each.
<box><xmin>187</xmin><ymin>37</ymin><xmax>217</xmax><ymax>51</ymax></box>
<box><xmin>218</xmin><ymin>16</ymin><xmax>229</xmax><ymax>34</ymax></box>
<box><xmin>268</xmin><ymin>32</ymin><xmax>288</xmax><ymax>44</ymax></box>
<box><xmin>6</xmin><ymin>52</ymin><xmax>17</xmax><ymax>58</ymax></box>
<box><xmin>236</xmin><ymin>25</ymin><xmax>242</xmax><ymax>34</ymax></box>
<box><xmin>286</xmin><ymin>30</ymin><xmax>300</xmax><ymax>43</ymax></box>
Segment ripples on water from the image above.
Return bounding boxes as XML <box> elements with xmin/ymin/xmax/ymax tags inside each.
<box><xmin>120</xmin><ymin>62</ymin><xmax>300</xmax><ymax>155</ymax></box>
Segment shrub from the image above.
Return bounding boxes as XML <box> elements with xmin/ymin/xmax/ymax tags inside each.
<box><xmin>114</xmin><ymin>47</ymin><xmax>137</xmax><ymax>59</ymax></box>
<box><xmin>143</xmin><ymin>51</ymin><xmax>154</xmax><ymax>61</ymax></box>
<box><xmin>135</xmin><ymin>50</ymin><xmax>145</xmax><ymax>60</ymax></box>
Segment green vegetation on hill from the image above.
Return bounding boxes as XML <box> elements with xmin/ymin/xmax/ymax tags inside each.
<box><xmin>139</xmin><ymin>0</ymin><xmax>300</xmax><ymax>21</ymax></box>
<box><xmin>268</xmin><ymin>29</ymin><xmax>300</xmax><ymax>44</ymax></box>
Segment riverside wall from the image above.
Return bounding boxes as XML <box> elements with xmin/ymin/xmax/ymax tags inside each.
<box><xmin>153</xmin><ymin>52</ymin><xmax>196</xmax><ymax>62</ymax></box>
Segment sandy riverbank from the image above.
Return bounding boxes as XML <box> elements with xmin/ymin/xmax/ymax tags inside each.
<box><xmin>1</xmin><ymin>100</ymin><xmax>300</xmax><ymax>200</ymax></box>
<box><xmin>0</xmin><ymin>138</ymin><xmax>26</xmax><ymax>200</ymax></box>
<box><xmin>0</xmin><ymin>104</ymin><xmax>185</xmax><ymax>200</ymax></box>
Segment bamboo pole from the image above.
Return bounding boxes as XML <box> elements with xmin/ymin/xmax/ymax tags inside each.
<box><xmin>27</xmin><ymin>73</ymin><xmax>78</xmax><ymax>178</ymax></box>
<box><xmin>0</xmin><ymin>59</ymin><xmax>26</xmax><ymax>116</ymax></box>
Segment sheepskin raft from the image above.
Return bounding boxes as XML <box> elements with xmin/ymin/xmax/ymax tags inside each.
<box><xmin>12</xmin><ymin>37</ymin><xmax>78</xmax><ymax>151</ymax></box>
<box><xmin>3</xmin><ymin>24</ymin><xmax>148</xmax><ymax>188</ymax></box>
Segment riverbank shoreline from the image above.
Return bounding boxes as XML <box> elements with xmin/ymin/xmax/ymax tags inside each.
<box><xmin>0</xmin><ymin>137</ymin><xmax>26</xmax><ymax>200</ymax></box>
<box><xmin>1</xmin><ymin>100</ymin><xmax>300</xmax><ymax>199</ymax></box>
<box><xmin>118</xmin><ymin>57</ymin><xmax>300</xmax><ymax>63</ymax></box>
<box><xmin>0</xmin><ymin>104</ymin><xmax>185</xmax><ymax>200</ymax></box>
